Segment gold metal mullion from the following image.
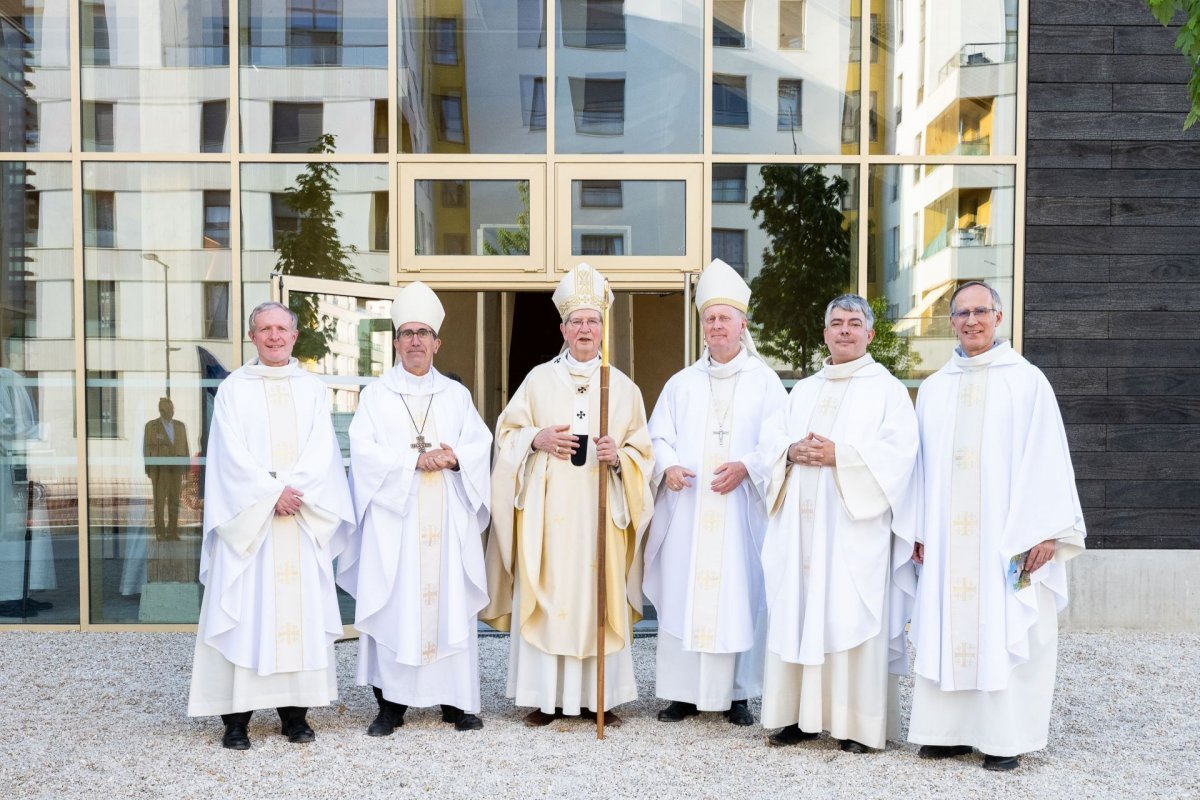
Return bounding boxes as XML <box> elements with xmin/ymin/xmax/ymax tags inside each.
<box><xmin>545</xmin><ymin>0</ymin><xmax>556</xmax><ymax>275</ymax></box>
<box><xmin>389</xmin><ymin>0</ymin><xmax>400</xmax><ymax>282</ymax></box>
<box><xmin>1012</xmin><ymin>0</ymin><xmax>1029</xmax><ymax>353</ymax></box>
<box><xmin>230</xmin><ymin>0</ymin><xmax>244</xmax><ymax>366</ymax></box>
<box><xmin>70</xmin><ymin>0</ymin><xmax>90</xmax><ymax>630</ymax></box>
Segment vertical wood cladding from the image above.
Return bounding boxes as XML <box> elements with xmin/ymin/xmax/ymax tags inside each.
<box><xmin>1027</xmin><ymin>1</ymin><xmax>1200</xmax><ymax>548</ymax></box>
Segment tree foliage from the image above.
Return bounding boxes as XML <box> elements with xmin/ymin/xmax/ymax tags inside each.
<box><xmin>748</xmin><ymin>164</ymin><xmax>853</xmax><ymax>375</ymax></box>
<box><xmin>482</xmin><ymin>181</ymin><xmax>531</xmax><ymax>256</ymax></box>
<box><xmin>1147</xmin><ymin>0</ymin><xmax>1200</xmax><ymax>130</ymax></box>
<box><xmin>273</xmin><ymin>133</ymin><xmax>360</xmax><ymax>361</ymax></box>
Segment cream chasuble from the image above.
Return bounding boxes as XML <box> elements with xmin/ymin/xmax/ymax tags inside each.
<box><xmin>189</xmin><ymin>359</ymin><xmax>354</xmax><ymax>717</ymax></box>
<box><xmin>338</xmin><ymin>365</ymin><xmax>491</xmax><ymax>712</ymax></box>
<box><xmin>905</xmin><ymin>341</ymin><xmax>1086</xmax><ymax>756</ymax></box>
<box><xmin>484</xmin><ymin>354</ymin><xmax>654</xmax><ymax>713</ymax></box>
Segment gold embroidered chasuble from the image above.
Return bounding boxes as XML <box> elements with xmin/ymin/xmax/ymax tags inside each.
<box><xmin>263</xmin><ymin>377</ymin><xmax>306</xmax><ymax>672</ymax></box>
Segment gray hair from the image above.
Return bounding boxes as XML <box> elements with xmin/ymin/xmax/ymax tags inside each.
<box><xmin>824</xmin><ymin>294</ymin><xmax>875</xmax><ymax>330</ymax></box>
<box><xmin>949</xmin><ymin>281</ymin><xmax>1003</xmax><ymax>314</ymax></box>
<box><xmin>248</xmin><ymin>301</ymin><xmax>298</xmax><ymax>333</ymax></box>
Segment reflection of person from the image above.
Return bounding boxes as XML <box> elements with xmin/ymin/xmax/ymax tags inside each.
<box><xmin>643</xmin><ymin>259</ymin><xmax>786</xmax><ymax>727</ymax></box>
<box><xmin>143</xmin><ymin>397</ymin><xmax>189</xmax><ymax>541</ymax></box>
<box><xmin>756</xmin><ymin>295</ymin><xmax>918</xmax><ymax>753</ymax></box>
<box><xmin>905</xmin><ymin>281</ymin><xmax>1086</xmax><ymax>771</ymax></box>
<box><xmin>483</xmin><ymin>263</ymin><xmax>654</xmax><ymax>728</ymax></box>
<box><xmin>338</xmin><ymin>282</ymin><xmax>492</xmax><ymax>735</ymax></box>
<box><xmin>188</xmin><ymin>302</ymin><xmax>354</xmax><ymax>751</ymax></box>
<box><xmin>0</xmin><ymin>366</ymin><xmax>54</xmax><ymax>618</ymax></box>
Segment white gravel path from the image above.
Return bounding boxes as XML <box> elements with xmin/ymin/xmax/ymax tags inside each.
<box><xmin>0</xmin><ymin>630</ymin><xmax>1196</xmax><ymax>799</ymax></box>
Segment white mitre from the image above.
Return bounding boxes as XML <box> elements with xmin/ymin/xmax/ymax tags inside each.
<box><xmin>695</xmin><ymin>258</ymin><xmax>760</xmax><ymax>359</ymax></box>
<box><xmin>391</xmin><ymin>280</ymin><xmax>445</xmax><ymax>333</ymax></box>
<box><xmin>552</xmin><ymin>262</ymin><xmax>613</xmax><ymax>321</ymax></box>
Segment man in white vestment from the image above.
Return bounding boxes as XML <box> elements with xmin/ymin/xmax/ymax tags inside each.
<box><xmin>483</xmin><ymin>263</ymin><xmax>654</xmax><ymax>728</ymax></box>
<box><xmin>906</xmin><ymin>281</ymin><xmax>1086</xmax><ymax>771</ymax></box>
<box><xmin>757</xmin><ymin>294</ymin><xmax>919</xmax><ymax>753</ymax></box>
<box><xmin>337</xmin><ymin>281</ymin><xmax>492</xmax><ymax>735</ymax></box>
<box><xmin>188</xmin><ymin>302</ymin><xmax>355</xmax><ymax>750</ymax></box>
<box><xmin>644</xmin><ymin>259</ymin><xmax>786</xmax><ymax>727</ymax></box>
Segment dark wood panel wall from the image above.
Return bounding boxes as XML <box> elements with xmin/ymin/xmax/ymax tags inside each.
<box><xmin>1026</xmin><ymin>1</ymin><xmax>1200</xmax><ymax>548</ymax></box>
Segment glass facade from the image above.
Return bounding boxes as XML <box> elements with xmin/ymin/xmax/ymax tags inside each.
<box><xmin>0</xmin><ymin>0</ymin><xmax>1021</xmax><ymax>626</ymax></box>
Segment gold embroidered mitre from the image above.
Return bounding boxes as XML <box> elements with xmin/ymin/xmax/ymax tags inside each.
<box><xmin>552</xmin><ymin>262</ymin><xmax>613</xmax><ymax>321</ymax></box>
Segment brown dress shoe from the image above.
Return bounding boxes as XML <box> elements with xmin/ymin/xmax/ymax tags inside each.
<box><xmin>580</xmin><ymin>709</ymin><xmax>622</xmax><ymax>727</ymax></box>
<box><xmin>523</xmin><ymin>708</ymin><xmax>563</xmax><ymax>727</ymax></box>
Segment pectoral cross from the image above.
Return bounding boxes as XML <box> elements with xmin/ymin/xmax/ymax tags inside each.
<box><xmin>411</xmin><ymin>434</ymin><xmax>430</xmax><ymax>454</ymax></box>
<box><xmin>712</xmin><ymin>425</ymin><xmax>729</xmax><ymax>446</ymax></box>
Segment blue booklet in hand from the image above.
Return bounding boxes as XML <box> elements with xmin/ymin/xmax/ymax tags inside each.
<box><xmin>1008</xmin><ymin>551</ymin><xmax>1031</xmax><ymax>591</ymax></box>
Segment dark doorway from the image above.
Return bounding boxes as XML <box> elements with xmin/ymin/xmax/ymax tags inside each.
<box><xmin>506</xmin><ymin>291</ymin><xmax>562</xmax><ymax>391</ymax></box>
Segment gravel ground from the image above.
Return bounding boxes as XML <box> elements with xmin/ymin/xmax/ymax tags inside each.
<box><xmin>0</xmin><ymin>630</ymin><xmax>1196</xmax><ymax>800</ymax></box>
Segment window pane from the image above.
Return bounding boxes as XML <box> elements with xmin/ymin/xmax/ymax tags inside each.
<box><xmin>3</xmin><ymin>4</ymin><xmax>70</xmax><ymax>152</ymax></box>
<box><xmin>81</xmin><ymin>0</ymin><xmax>231</xmax><ymax>153</ymax></box>
<box><xmin>570</xmin><ymin>179</ymin><xmax>685</xmax><ymax>256</ymax></box>
<box><xmin>242</xmin><ymin>0</ymin><xmax>386</xmax><ymax>153</ymax></box>
<box><xmin>0</xmin><ymin>162</ymin><xmax>78</xmax><ymax>622</ymax></box>
<box><xmin>413</xmin><ymin>180</ymin><xmax>531</xmax><ymax>256</ymax></box>
<box><xmin>875</xmin><ymin>0</ymin><xmax>1016</xmax><ymax>155</ymax></box>
<box><xmin>713</xmin><ymin>0</ymin><xmax>856</xmax><ymax>155</ymax></box>
<box><xmin>556</xmin><ymin>0</ymin><xmax>703</xmax><ymax>154</ymax></box>
<box><xmin>713</xmin><ymin>1</ymin><xmax>746</xmax><ymax>48</ymax></box>
<box><xmin>867</xmin><ymin>164</ymin><xmax>1015</xmax><ymax>381</ymax></box>
<box><xmin>82</xmin><ymin>162</ymin><xmax>234</xmax><ymax>623</ymax></box>
<box><xmin>400</xmin><ymin>3</ymin><xmax>547</xmax><ymax>154</ymax></box>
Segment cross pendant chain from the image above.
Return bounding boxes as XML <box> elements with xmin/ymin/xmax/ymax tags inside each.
<box><xmin>713</xmin><ymin>426</ymin><xmax>728</xmax><ymax>446</ymax></box>
<box><xmin>411</xmin><ymin>434</ymin><xmax>431</xmax><ymax>454</ymax></box>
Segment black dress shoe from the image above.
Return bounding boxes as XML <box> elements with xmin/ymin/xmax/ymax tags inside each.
<box><xmin>918</xmin><ymin>744</ymin><xmax>973</xmax><ymax>759</ymax></box>
<box><xmin>767</xmin><ymin>724</ymin><xmax>820</xmax><ymax>747</ymax></box>
<box><xmin>657</xmin><ymin>701</ymin><xmax>700</xmax><ymax>722</ymax></box>
<box><xmin>982</xmin><ymin>754</ymin><xmax>1020</xmax><ymax>771</ymax></box>
<box><xmin>367</xmin><ymin>687</ymin><xmax>406</xmax><ymax>736</ymax></box>
<box><xmin>838</xmin><ymin>739</ymin><xmax>871</xmax><ymax>754</ymax></box>
<box><xmin>724</xmin><ymin>700</ymin><xmax>753</xmax><ymax>726</ymax></box>
<box><xmin>277</xmin><ymin>706</ymin><xmax>315</xmax><ymax>743</ymax></box>
<box><xmin>222</xmin><ymin>724</ymin><xmax>250</xmax><ymax>750</ymax></box>
<box><xmin>455</xmin><ymin>713</ymin><xmax>483</xmax><ymax>731</ymax></box>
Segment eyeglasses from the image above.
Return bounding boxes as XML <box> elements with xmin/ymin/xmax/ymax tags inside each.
<box><xmin>397</xmin><ymin>328</ymin><xmax>435</xmax><ymax>341</ymax></box>
<box><xmin>951</xmin><ymin>307</ymin><xmax>996</xmax><ymax>321</ymax></box>
<box><xmin>565</xmin><ymin>317</ymin><xmax>602</xmax><ymax>329</ymax></box>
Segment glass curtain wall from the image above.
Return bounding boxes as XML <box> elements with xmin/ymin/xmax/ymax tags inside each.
<box><xmin>0</xmin><ymin>0</ymin><xmax>1021</xmax><ymax>626</ymax></box>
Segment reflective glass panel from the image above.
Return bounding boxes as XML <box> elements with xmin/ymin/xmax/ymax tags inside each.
<box><xmin>868</xmin><ymin>164</ymin><xmax>1014</xmax><ymax>381</ymax></box>
<box><xmin>712</xmin><ymin>0</ymin><xmax>858</xmax><ymax>155</ymax></box>
<box><xmin>877</xmin><ymin>0</ymin><xmax>1017</xmax><ymax>155</ymax></box>
<box><xmin>82</xmin><ymin>162</ymin><xmax>234</xmax><ymax>623</ymax></box>
<box><xmin>399</xmin><ymin>1</ymin><xmax>547</xmax><ymax>154</ymax></box>
<box><xmin>240</xmin><ymin>0</ymin><xmax>387</xmax><ymax>153</ymax></box>
<box><xmin>1</xmin><ymin>0</ymin><xmax>70</xmax><ymax>151</ymax></box>
<box><xmin>413</xmin><ymin>179</ymin><xmax>530</xmax><ymax>256</ymax></box>
<box><xmin>712</xmin><ymin>163</ymin><xmax>857</xmax><ymax>374</ymax></box>
<box><xmin>0</xmin><ymin>163</ymin><xmax>77</xmax><ymax>622</ymax></box>
<box><xmin>570</xmin><ymin>179</ymin><xmax>684</xmax><ymax>256</ymax></box>
<box><xmin>241</xmin><ymin>162</ymin><xmax>389</xmax><ymax>359</ymax></box>
<box><xmin>79</xmin><ymin>0</ymin><xmax>230</xmax><ymax>153</ymax></box>
<box><xmin>556</xmin><ymin>0</ymin><xmax>703</xmax><ymax>154</ymax></box>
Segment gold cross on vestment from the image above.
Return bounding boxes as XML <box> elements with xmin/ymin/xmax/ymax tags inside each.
<box><xmin>816</xmin><ymin>395</ymin><xmax>839</xmax><ymax>417</ymax></box>
<box><xmin>422</xmin><ymin>583</ymin><xmax>438</xmax><ymax>606</ymax></box>
<box><xmin>556</xmin><ymin>608</ymin><xmax>569</xmax><ymax>620</ymax></box>
<box><xmin>692</xmin><ymin>628</ymin><xmax>715</xmax><ymax>649</ymax></box>
<box><xmin>422</xmin><ymin>642</ymin><xmax>438</xmax><ymax>664</ymax></box>
<box><xmin>951</xmin><ymin>578</ymin><xmax>977</xmax><ymax>602</ymax></box>
<box><xmin>421</xmin><ymin>525</ymin><xmax>440</xmax><ymax>547</ymax></box>
<box><xmin>952</xmin><ymin>512</ymin><xmax>978</xmax><ymax>538</ymax></box>
<box><xmin>696</xmin><ymin>570</ymin><xmax>720</xmax><ymax>590</ymax></box>
<box><xmin>549</xmin><ymin>513</ymin><xmax>567</xmax><ymax>529</ymax></box>
<box><xmin>953</xmin><ymin>641</ymin><xmax>977</xmax><ymax>668</ymax></box>
<box><xmin>800</xmin><ymin>500</ymin><xmax>816</xmax><ymax>522</ymax></box>
<box><xmin>958</xmin><ymin>384</ymin><xmax>984</xmax><ymax>408</ymax></box>
<box><xmin>701</xmin><ymin>512</ymin><xmax>722</xmax><ymax>534</ymax></box>
<box><xmin>277</xmin><ymin>623</ymin><xmax>301</xmax><ymax>646</ymax></box>
<box><xmin>954</xmin><ymin>448</ymin><xmax>979</xmax><ymax>471</ymax></box>
<box><xmin>411</xmin><ymin>434</ymin><xmax>431</xmax><ymax>454</ymax></box>
<box><xmin>275</xmin><ymin>562</ymin><xmax>300</xmax><ymax>586</ymax></box>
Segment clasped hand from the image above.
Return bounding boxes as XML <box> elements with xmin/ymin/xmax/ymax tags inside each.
<box><xmin>788</xmin><ymin>433</ymin><xmax>836</xmax><ymax>467</ymax></box>
<box><xmin>274</xmin><ymin>485</ymin><xmax>303</xmax><ymax>516</ymax></box>
<box><xmin>417</xmin><ymin>442</ymin><xmax>458</xmax><ymax>472</ymax></box>
<box><xmin>663</xmin><ymin>461</ymin><xmax>746</xmax><ymax>494</ymax></box>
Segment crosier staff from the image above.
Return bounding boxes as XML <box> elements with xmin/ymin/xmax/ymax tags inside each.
<box><xmin>595</xmin><ymin>282</ymin><xmax>611</xmax><ymax>740</ymax></box>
